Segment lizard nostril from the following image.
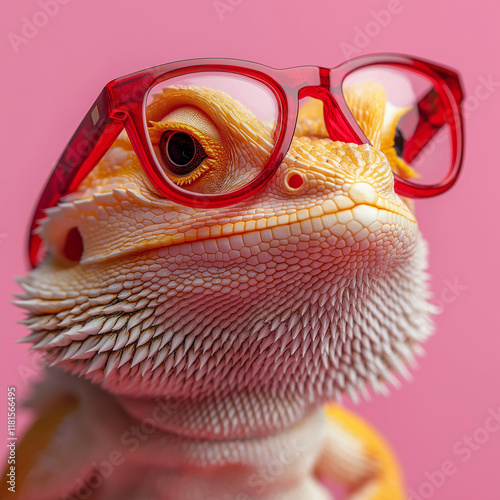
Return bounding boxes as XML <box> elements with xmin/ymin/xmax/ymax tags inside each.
<box><xmin>285</xmin><ymin>172</ymin><xmax>305</xmax><ymax>191</ymax></box>
<box><xmin>62</xmin><ymin>227</ymin><xmax>83</xmax><ymax>263</ymax></box>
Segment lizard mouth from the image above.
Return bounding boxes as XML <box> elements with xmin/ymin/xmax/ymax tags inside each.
<box><xmin>80</xmin><ymin>197</ymin><xmax>416</xmax><ymax>265</ymax></box>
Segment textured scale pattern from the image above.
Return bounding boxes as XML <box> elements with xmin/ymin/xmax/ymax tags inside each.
<box><xmin>13</xmin><ymin>84</ymin><xmax>436</xmax><ymax>500</ymax></box>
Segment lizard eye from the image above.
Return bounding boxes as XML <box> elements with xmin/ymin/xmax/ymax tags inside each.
<box><xmin>159</xmin><ymin>130</ymin><xmax>207</xmax><ymax>176</ymax></box>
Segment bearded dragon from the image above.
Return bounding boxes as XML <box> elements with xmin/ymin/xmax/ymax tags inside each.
<box><xmin>9</xmin><ymin>79</ymin><xmax>435</xmax><ymax>500</ymax></box>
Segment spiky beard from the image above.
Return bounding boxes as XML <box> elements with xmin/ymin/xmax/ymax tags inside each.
<box><xmin>17</xmin><ymin>229</ymin><xmax>436</xmax><ymax>414</ymax></box>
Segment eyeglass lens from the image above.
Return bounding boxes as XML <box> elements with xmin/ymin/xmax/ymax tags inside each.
<box><xmin>145</xmin><ymin>73</ymin><xmax>279</xmax><ymax>195</ymax></box>
<box><xmin>342</xmin><ymin>65</ymin><xmax>453</xmax><ymax>186</ymax></box>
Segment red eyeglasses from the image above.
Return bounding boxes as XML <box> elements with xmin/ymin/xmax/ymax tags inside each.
<box><xmin>29</xmin><ymin>54</ymin><xmax>464</xmax><ymax>267</ymax></box>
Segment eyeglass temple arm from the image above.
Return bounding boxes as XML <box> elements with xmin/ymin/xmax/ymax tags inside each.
<box><xmin>400</xmin><ymin>68</ymin><xmax>463</xmax><ymax>164</ymax></box>
<box><xmin>28</xmin><ymin>87</ymin><xmax>125</xmax><ymax>268</ymax></box>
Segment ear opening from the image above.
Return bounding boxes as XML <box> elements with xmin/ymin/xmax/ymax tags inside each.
<box><xmin>62</xmin><ymin>227</ymin><xmax>84</xmax><ymax>263</ymax></box>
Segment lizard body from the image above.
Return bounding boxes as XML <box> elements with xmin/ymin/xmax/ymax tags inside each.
<box><xmin>11</xmin><ymin>81</ymin><xmax>435</xmax><ymax>499</ymax></box>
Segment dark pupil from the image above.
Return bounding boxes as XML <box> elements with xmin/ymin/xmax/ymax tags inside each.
<box><xmin>158</xmin><ymin>130</ymin><xmax>207</xmax><ymax>176</ymax></box>
<box><xmin>394</xmin><ymin>125</ymin><xmax>407</xmax><ymax>158</ymax></box>
<box><xmin>167</xmin><ymin>132</ymin><xmax>195</xmax><ymax>166</ymax></box>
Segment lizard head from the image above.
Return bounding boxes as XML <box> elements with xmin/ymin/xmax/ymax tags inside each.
<box><xmin>17</xmin><ymin>81</ymin><xmax>434</xmax><ymax>410</ymax></box>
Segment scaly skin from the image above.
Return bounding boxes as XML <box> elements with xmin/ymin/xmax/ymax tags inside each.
<box><xmin>11</xmin><ymin>83</ymin><xmax>435</xmax><ymax>499</ymax></box>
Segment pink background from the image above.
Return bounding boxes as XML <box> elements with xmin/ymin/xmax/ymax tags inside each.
<box><xmin>1</xmin><ymin>0</ymin><xmax>499</xmax><ymax>498</ymax></box>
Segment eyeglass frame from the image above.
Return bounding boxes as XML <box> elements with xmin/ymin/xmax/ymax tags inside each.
<box><xmin>28</xmin><ymin>53</ymin><xmax>465</xmax><ymax>268</ymax></box>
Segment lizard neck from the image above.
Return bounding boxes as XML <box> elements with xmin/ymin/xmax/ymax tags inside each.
<box><xmin>113</xmin><ymin>394</ymin><xmax>330</xmax><ymax>499</ymax></box>
<box><xmin>115</xmin><ymin>390</ymin><xmax>314</xmax><ymax>440</ymax></box>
